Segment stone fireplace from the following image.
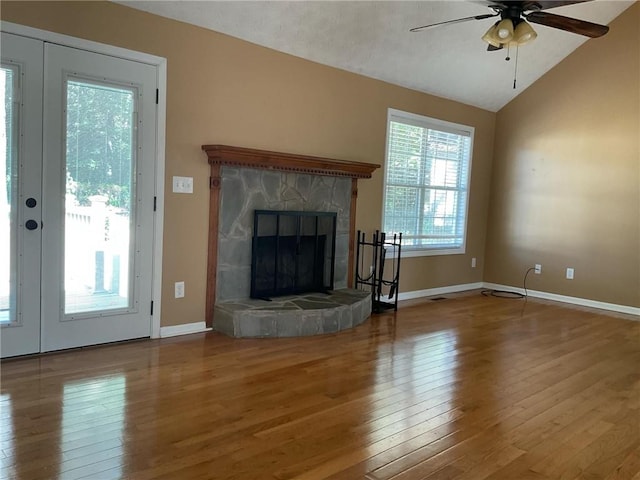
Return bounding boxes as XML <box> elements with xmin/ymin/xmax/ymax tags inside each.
<box><xmin>202</xmin><ymin>145</ymin><xmax>379</xmax><ymax>337</ymax></box>
<box><xmin>216</xmin><ymin>167</ymin><xmax>350</xmax><ymax>302</ymax></box>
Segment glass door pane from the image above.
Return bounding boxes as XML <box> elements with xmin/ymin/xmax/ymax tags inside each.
<box><xmin>64</xmin><ymin>79</ymin><xmax>136</xmax><ymax>316</ymax></box>
<box><xmin>0</xmin><ymin>65</ymin><xmax>17</xmax><ymax>325</ymax></box>
<box><xmin>1</xmin><ymin>32</ymin><xmax>43</xmax><ymax>358</ymax></box>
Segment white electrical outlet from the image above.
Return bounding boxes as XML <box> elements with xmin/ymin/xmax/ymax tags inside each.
<box><xmin>172</xmin><ymin>176</ymin><xmax>193</xmax><ymax>194</ymax></box>
<box><xmin>175</xmin><ymin>281</ymin><xmax>185</xmax><ymax>298</ymax></box>
<box><xmin>471</xmin><ymin>257</ymin><xmax>477</xmax><ymax>268</ymax></box>
<box><xmin>566</xmin><ymin>268</ymin><xmax>574</xmax><ymax>280</ymax></box>
<box><xmin>534</xmin><ymin>264</ymin><xmax>542</xmax><ymax>274</ymax></box>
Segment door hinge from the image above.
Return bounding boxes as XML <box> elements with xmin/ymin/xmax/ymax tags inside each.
<box><xmin>153</xmin><ymin>196</ymin><xmax>157</xmax><ymax>212</ymax></box>
<box><xmin>155</xmin><ymin>89</ymin><xmax>159</xmax><ymax>105</ymax></box>
<box><xmin>150</xmin><ymin>301</ymin><xmax>154</xmax><ymax>316</ymax></box>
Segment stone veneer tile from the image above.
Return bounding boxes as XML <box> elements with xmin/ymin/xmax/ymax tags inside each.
<box><xmin>292</xmin><ymin>299</ymin><xmax>334</xmax><ymax>310</ymax></box>
<box><xmin>276</xmin><ymin>312</ymin><xmax>302</xmax><ymax>337</ymax></box>
<box><xmin>300</xmin><ymin>312</ymin><xmax>323</xmax><ymax>336</ymax></box>
<box><xmin>351</xmin><ymin>301</ymin><xmax>364</xmax><ymax>327</ymax></box>
<box><xmin>219</xmin><ymin>174</ymin><xmax>244</xmax><ymax>235</ymax></box>
<box><xmin>212</xmin><ymin>307</ymin><xmax>236</xmax><ymax>337</ymax></box>
<box><xmin>217</xmin><ymin>238</ymin><xmax>252</xmax><ymax>269</ymax></box>
<box><xmin>322</xmin><ymin>307</ymin><xmax>341</xmax><ymax>333</ymax></box>
<box><xmin>357</xmin><ymin>296</ymin><xmax>372</xmax><ymax>325</ymax></box>
<box><xmin>338</xmin><ymin>306</ymin><xmax>353</xmax><ymax>330</ymax></box>
<box><xmin>237</xmin><ymin>312</ymin><xmax>277</xmax><ymax>338</ymax></box>
<box><xmin>217</xmin><ymin>266</ymin><xmax>251</xmax><ymax>301</ymax></box>
<box><xmin>254</xmin><ymin>305</ymin><xmax>299</xmax><ymax>311</ymax></box>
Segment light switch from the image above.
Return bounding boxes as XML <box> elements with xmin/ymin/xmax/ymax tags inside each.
<box><xmin>175</xmin><ymin>281</ymin><xmax>185</xmax><ymax>298</ymax></box>
<box><xmin>172</xmin><ymin>176</ymin><xmax>193</xmax><ymax>194</ymax></box>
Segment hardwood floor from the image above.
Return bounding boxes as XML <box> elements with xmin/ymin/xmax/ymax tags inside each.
<box><xmin>1</xmin><ymin>293</ymin><xmax>639</xmax><ymax>480</ymax></box>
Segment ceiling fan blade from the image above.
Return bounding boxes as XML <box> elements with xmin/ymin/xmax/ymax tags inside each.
<box><xmin>487</xmin><ymin>44</ymin><xmax>504</xmax><ymax>51</ymax></box>
<box><xmin>526</xmin><ymin>11</ymin><xmax>609</xmax><ymax>37</ymax></box>
<box><xmin>410</xmin><ymin>13</ymin><xmax>498</xmax><ymax>32</ymax></box>
<box><xmin>520</xmin><ymin>1</ymin><xmax>592</xmax><ymax>11</ymax></box>
<box><xmin>482</xmin><ymin>1</ymin><xmax>591</xmax><ymax>11</ymax></box>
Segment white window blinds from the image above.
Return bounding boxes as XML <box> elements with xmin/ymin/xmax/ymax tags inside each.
<box><xmin>382</xmin><ymin>109</ymin><xmax>473</xmax><ymax>255</ymax></box>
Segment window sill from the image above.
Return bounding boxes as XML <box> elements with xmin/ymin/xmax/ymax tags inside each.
<box><xmin>393</xmin><ymin>247</ymin><xmax>466</xmax><ymax>258</ymax></box>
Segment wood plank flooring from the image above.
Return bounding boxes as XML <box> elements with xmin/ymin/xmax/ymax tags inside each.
<box><xmin>1</xmin><ymin>293</ymin><xmax>639</xmax><ymax>479</ymax></box>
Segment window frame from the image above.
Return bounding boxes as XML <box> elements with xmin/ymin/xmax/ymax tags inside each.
<box><xmin>382</xmin><ymin>108</ymin><xmax>474</xmax><ymax>258</ymax></box>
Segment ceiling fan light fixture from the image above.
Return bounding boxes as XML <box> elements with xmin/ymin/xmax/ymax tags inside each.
<box><xmin>482</xmin><ymin>24</ymin><xmax>502</xmax><ymax>47</ymax></box>
<box><xmin>495</xmin><ymin>18</ymin><xmax>514</xmax><ymax>41</ymax></box>
<box><xmin>513</xmin><ymin>20</ymin><xmax>537</xmax><ymax>45</ymax></box>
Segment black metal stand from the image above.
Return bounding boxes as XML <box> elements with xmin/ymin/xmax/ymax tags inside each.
<box><xmin>355</xmin><ymin>230</ymin><xmax>402</xmax><ymax>313</ymax></box>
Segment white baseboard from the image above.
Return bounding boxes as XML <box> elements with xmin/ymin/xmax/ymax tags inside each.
<box><xmin>482</xmin><ymin>283</ymin><xmax>640</xmax><ymax>317</ymax></box>
<box><xmin>390</xmin><ymin>282</ymin><xmax>639</xmax><ymax>318</ymax></box>
<box><xmin>391</xmin><ymin>282</ymin><xmax>484</xmax><ymax>301</ymax></box>
<box><xmin>160</xmin><ymin>321</ymin><xmax>211</xmax><ymax>338</ymax></box>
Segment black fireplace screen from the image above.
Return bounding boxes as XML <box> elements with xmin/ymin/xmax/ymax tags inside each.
<box><xmin>251</xmin><ymin>210</ymin><xmax>337</xmax><ymax>299</ymax></box>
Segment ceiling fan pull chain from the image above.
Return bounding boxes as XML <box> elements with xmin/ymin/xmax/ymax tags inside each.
<box><xmin>505</xmin><ymin>43</ymin><xmax>511</xmax><ymax>61</ymax></box>
<box><xmin>513</xmin><ymin>44</ymin><xmax>520</xmax><ymax>89</ymax></box>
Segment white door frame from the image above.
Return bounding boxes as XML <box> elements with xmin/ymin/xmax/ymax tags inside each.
<box><xmin>1</xmin><ymin>21</ymin><xmax>166</xmax><ymax>339</ymax></box>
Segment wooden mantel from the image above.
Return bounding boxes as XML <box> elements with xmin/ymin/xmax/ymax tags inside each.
<box><xmin>202</xmin><ymin>145</ymin><xmax>379</xmax><ymax>179</ymax></box>
<box><xmin>202</xmin><ymin>145</ymin><xmax>380</xmax><ymax>327</ymax></box>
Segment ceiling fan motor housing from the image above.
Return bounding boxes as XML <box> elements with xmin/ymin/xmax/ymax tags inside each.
<box><xmin>501</xmin><ymin>5</ymin><xmax>525</xmax><ymax>21</ymax></box>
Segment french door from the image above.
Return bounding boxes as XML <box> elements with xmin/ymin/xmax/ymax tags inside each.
<box><xmin>1</xmin><ymin>32</ymin><xmax>158</xmax><ymax>357</ymax></box>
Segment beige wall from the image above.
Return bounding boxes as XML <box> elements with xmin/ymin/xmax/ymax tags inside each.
<box><xmin>485</xmin><ymin>3</ymin><xmax>639</xmax><ymax>307</ymax></box>
<box><xmin>1</xmin><ymin>2</ymin><xmax>496</xmax><ymax>326</ymax></box>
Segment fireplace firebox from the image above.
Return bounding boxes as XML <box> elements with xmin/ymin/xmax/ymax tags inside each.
<box><xmin>251</xmin><ymin>210</ymin><xmax>337</xmax><ymax>299</ymax></box>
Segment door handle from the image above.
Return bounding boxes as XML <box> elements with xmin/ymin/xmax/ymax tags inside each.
<box><xmin>25</xmin><ymin>220</ymin><xmax>39</xmax><ymax>230</ymax></box>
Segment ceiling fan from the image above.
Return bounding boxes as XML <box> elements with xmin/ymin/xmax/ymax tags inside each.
<box><xmin>410</xmin><ymin>1</ymin><xmax>610</xmax><ymax>51</ymax></box>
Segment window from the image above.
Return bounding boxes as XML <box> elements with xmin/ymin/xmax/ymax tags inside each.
<box><xmin>382</xmin><ymin>109</ymin><xmax>473</xmax><ymax>256</ymax></box>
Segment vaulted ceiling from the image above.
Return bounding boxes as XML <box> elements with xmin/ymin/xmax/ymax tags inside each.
<box><xmin>118</xmin><ymin>0</ymin><xmax>633</xmax><ymax>111</ymax></box>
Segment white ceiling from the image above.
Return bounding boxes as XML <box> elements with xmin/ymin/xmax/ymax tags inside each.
<box><xmin>118</xmin><ymin>0</ymin><xmax>632</xmax><ymax>112</ymax></box>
